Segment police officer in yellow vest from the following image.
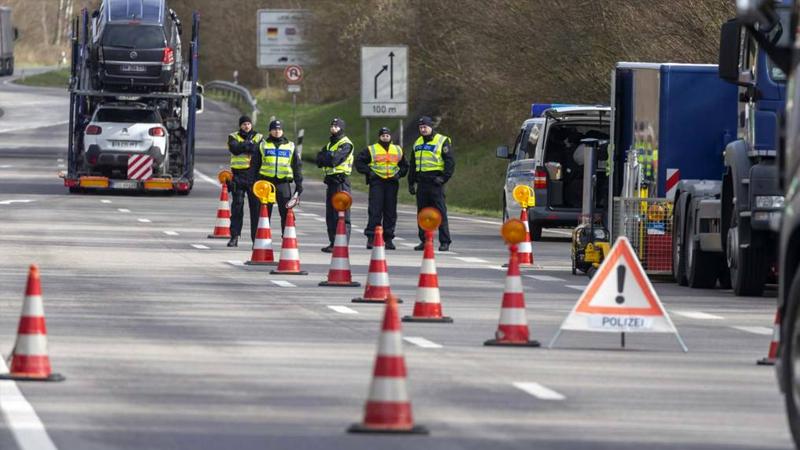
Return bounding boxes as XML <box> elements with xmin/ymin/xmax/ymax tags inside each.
<box><xmin>250</xmin><ymin>119</ymin><xmax>303</xmax><ymax>233</ymax></box>
<box><xmin>316</xmin><ymin>117</ymin><xmax>354</xmax><ymax>253</ymax></box>
<box><xmin>355</xmin><ymin>127</ymin><xmax>409</xmax><ymax>250</ymax></box>
<box><xmin>226</xmin><ymin>115</ymin><xmax>263</xmax><ymax>247</ymax></box>
<box><xmin>409</xmin><ymin>116</ymin><xmax>455</xmax><ymax>251</ymax></box>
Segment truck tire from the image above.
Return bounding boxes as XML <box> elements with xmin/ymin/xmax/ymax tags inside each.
<box><xmin>781</xmin><ymin>269</ymin><xmax>800</xmax><ymax>448</ymax></box>
<box><xmin>672</xmin><ymin>194</ymin><xmax>688</xmax><ymax>286</ymax></box>
<box><xmin>727</xmin><ymin>207</ymin><xmax>768</xmax><ymax>296</ymax></box>
<box><xmin>686</xmin><ymin>206</ymin><xmax>719</xmax><ymax>288</ymax></box>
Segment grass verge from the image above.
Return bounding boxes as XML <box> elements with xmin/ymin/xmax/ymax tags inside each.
<box><xmin>13</xmin><ymin>68</ymin><xmax>70</xmax><ymax>88</ymax></box>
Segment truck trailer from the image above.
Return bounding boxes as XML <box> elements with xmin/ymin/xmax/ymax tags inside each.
<box><xmin>0</xmin><ymin>6</ymin><xmax>17</xmax><ymax>76</ymax></box>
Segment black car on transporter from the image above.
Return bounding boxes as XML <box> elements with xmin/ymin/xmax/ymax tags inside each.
<box><xmin>90</xmin><ymin>0</ymin><xmax>184</xmax><ymax>90</ymax></box>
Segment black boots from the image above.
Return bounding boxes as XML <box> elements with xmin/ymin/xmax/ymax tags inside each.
<box><xmin>227</xmin><ymin>236</ymin><xmax>239</xmax><ymax>247</ymax></box>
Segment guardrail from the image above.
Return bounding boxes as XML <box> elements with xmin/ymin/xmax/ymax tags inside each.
<box><xmin>204</xmin><ymin>80</ymin><xmax>259</xmax><ymax>125</ymax></box>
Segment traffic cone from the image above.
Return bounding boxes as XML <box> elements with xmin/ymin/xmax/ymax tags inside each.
<box><xmin>403</xmin><ymin>230</ymin><xmax>451</xmax><ymax>322</ymax></box>
<box><xmin>245</xmin><ymin>203</ymin><xmax>276</xmax><ymax>266</ymax></box>
<box><xmin>518</xmin><ymin>209</ymin><xmax>534</xmax><ymax>266</ymax></box>
<box><xmin>757</xmin><ymin>309</ymin><xmax>780</xmax><ymax>366</ymax></box>
<box><xmin>207</xmin><ymin>183</ymin><xmax>231</xmax><ymax>239</ymax></box>
<box><xmin>348</xmin><ymin>296</ymin><xmax>428</xmax><ymax>435</ymax></box>
<box><xmin>353</xmin><ymin>226</ymin><xmax>402</xmax><ymax>304</ymax></box>
<box><xmin>319</xmin><ymin>211</ymin><xmax>360</xmax><ymax>287</ymax></box>
<box><xmin>270</xmin><ymin>208</ymin><xmax>307</xmax><ymax>275</ymax></box>
<box><xmin>0</xmin><ymin>265</ymin><xmax>65</xmax><ymax>382</ymax></box>
<box><xmin>484</xmin><ymin>245</ymin><xmax>540</xmax><ymax>347</ymax></box>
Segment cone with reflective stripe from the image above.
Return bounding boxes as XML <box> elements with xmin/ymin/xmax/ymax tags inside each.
<box><xmin>0</xmin><ymin>265</ymin><xmax>65</xmax><ymax>382</ymax></box>
<box><xmin>348</xmin><ymin>296</ymin><xmax>428</xmax><ymax>434</ymax></box>
<box><xmin>353</xmin><ymin>226</ymin><xmax>401</xmax><ymax>304</ymax></box>
<box><xmin>484</xmin><ymin>245</ymin><xmax>540</xmax><ymax>347</ymax></box>
<box><xmin>403</xmin><ymin>230</ymin><xmax>450</xmax><ymax>322</ymax></box>
<box><xmin>270</xmin><ymin>208</ymin><xmax>307</xmax><ymax>275</ymax></box>
<box><xmin>757</xmin><ymin>309</ymin><xmax>780</xmax><ymax>366</ymax></box>
<box><xmin>518</xmin><ymin>209</ymin><xmax>534</xmax><ymax>266</ymax></box>
<box><xmin>319</xmin><ymin>211</ymin><xmax>360</xmax><ymax>287</ymax></box>
<box><xmin>245</xmin><ymin>203</ymin><xmax>276</xmax><ymax>266</ymax></box>
<box><xmin>207</xmin><ymin>183</ymin><xmax>232</xmax><ymax>239</ymax></box>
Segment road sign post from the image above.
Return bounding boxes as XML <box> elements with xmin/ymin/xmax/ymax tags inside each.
<box><xmin>284</xmin><ymin>65</ymin><xmax>303</xmax><ymax>138</ymax></box>
<box><xmin>361</xmin><ymin>46</ymin><xmax>408</xmax><ymax>119</ymax></box>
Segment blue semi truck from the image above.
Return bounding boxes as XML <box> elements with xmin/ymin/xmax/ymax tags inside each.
<box><xmin>609</xmin><ymin>9</ymin><xmax>787</xmax><ymax>296</ymax></box>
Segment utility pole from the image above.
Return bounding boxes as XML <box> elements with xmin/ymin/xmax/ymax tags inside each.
<box><xmin>55</xmin><ymin>0</ymin><xmax>65</xmax><ymax>45</ymax></box>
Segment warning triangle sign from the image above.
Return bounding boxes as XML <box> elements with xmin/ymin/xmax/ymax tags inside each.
<box><xmin>549</xmin><ymin>237</ymin><xmax>687</xmax><ymax>351</ymax></box>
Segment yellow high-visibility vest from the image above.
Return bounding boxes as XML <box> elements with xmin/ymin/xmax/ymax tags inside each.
<box><xmin>229</xmin><ymin>132</ymin><xmax>263</xmax><ymax>170</ymax></box>
<box><xmin>368</xmin><ymin>143</ymin><xmax>403</xmax><ymax>179</ymax></box>
<box><xmin>259</xmin><ymin>140</ymin><xmax>295</xmax><ymax>179</ymax></box>
<box><xmin>413</xmin><ymin>133</ymin><xmax>449</xmax><ymax>172</ymax></box>
<box><xmin>322</xmin><ymin>136</ymin><xmax>354</xmax><ymax>176</ymax></box>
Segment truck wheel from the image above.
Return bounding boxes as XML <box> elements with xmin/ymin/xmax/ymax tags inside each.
<box><xmin>686</xmin><ymin>206</ymin><xmax>719</xmax><ymax>288</ymax></box>
<box><xmin>727</xmin><ymin>208</ymin><xmax>768</xmax><ymax>296</ymax></box>
<box><xmin>782</xmin><ymin>270</ymin><xmax>800</xmax><ymax>448</ymax></box>
<box><xmin>672</xmin><ymin>194</ymin><xmax>688</xmax><ymax>286</ymax></box>
<box><xmin>529</xmin><ymin>222</ymin><xmax>543</xmax><ymax>241</ymax></box>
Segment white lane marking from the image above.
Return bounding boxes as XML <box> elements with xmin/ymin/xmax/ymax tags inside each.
<box><xmin>0</xmin><ymin>359</ymin><xmax>58</xmax><ymax>450</ymax></box>
<box><xmin>226</xmin><ymin>260</ymin><xmax>245</xmax><ymax>267</ymax></box>
<box><xmin>0</xmin><ymin>120</ymin><xmax>70</xmax><ymax>135</ymax></box>
<box><xmin>0</xmin><ymin>199</ymin><xmax>34</xmax><ymax>205</ymax></box>
<box><xmin>403</xmin><ymin>337</ymin><xmax>443</xmax><ymax>349</ymax></box>
<box><xmin>327</xmin><ymin>305</ymin><xmax>359</xmax><ymax>315</ymax></box>
<box><xmin>194</xmin><ymin>169</ymin><xmax>219</xmax><ymax>186</ymax></box>
<box><xmin>57</xmin><ymin>164</ymin><xmax>65</xmax><ymax>169</ymax></box>
<box><xmin>732</xmin><ymin>326</ymin><xmax>773</xmax><ymax>336</ymax></box>
<box><xmin>544</xmin><ymin>229</ymin><xmax>573</xmax><ymax>236</ymax></box>
<box><xmin>513</xmin><ymin>382</ymin><xmax>566</xmax><ymax>401</ymax></box>
<box><xmin>565</xmin><ymin>285</ymin><xmax>587</xmax><ymax>291</ymax></box>
<box><xmin>57</xmin><ymin>158</ymin><xmax>64</xmax><ymax>162</ymax></box>
<box><xmin>526</xmin><ymin>275</ymin><xmax>565</xmax><ymax>282</ymax></box>
<box><xmin>298</xmin><ymin>213</ymin><xmax>319</xmax><ymax>217</ymax></box>
<box><xmin>137</xmin><ymin>218</ymin><xmax>151</xmax><ymax>223</ymax></box>
<box><xmin>163</xmin><ymin>231</ymin><xmax>179</xmax><ymax>236</ymax></box>
<box><xmin>401</xmin><ymin>243</ymin><xmax>417</xmax><ymax>248</ymax></box>
<box><xmin>191</xmin><ymin>244</ymin><xmax>210</xmax><ymax>250</ymax></box>
<box><xmin>0</xmin><ymin>165</ymin><xmax>12</xmax><ymax>168</ymax></box>
<box><xmin>271</xmin><ymin>280</ymin><xmax>296</xmax><ymax>288</ymax></box>
<box><xmin>673</xmin><ymin>311</ymin><xmax>724</xmax><ymax>320</ymax></box>
<box><xmin>117</xmin><ymin>208</ymin><xmax>130</xmax><ymax>213</ymax></box>
<box><xmin>313</xmin><ymin>217</ymin><xmax>326</xmax><ymax>223</ymax></box>
<box><xmin>455</xmin><ymin>257</ymin><xmax>488</xmax><ymax>263</ymax></box>
<box><xmin>394</xmin><ymin>237</ymin><xmax>406</xmax><ymax>241</ymax></box>
<box><xmin>488</xmin><ymin>265</ymin><xmax>508</xmax><ymax>271</ymax></box>
<box><xmin>100</xmin><ymin>199</ymin><xmax>112</xmax><ymax>204</ymax></box>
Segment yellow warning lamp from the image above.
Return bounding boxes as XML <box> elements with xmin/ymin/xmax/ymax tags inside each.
<box><xmin>513</xmin><ymin>184</ymin><xmax>535</xmax><ymax>208</ymax></box>
<box><xmin>252</xmin><ymin>180</ymin><xmax>276</xmax><ymax>204</ymax></box>
<box><xmin>501</xmin><ymin>218</ymin><xmax>527</xmax><ymax>245</ymax></box>
<box><xmin>331</xmin><ymin>191</ymin><xmax>353</xmax><ymax>212</ymax></box>
<box><xmin>647</xmin><ymin>203</ymin><xmax>666</xmax><ymax>222</ymax></box>
<box><xmin>217</xmin><ymin>169</ymin><xmax>233</xmax><ymax>185</ymax></box>
<box><xmin>418</xmin><ymin>207</ymin><xmax>442</xmax><ymax>231</ymax></box>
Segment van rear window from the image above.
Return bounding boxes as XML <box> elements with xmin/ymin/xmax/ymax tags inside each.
<box><xmin>102</xmin><ymin>24</ymin><xmax>165</xmax><ymax>48</ymax></box>
<box><xmin>95</xmin><ymin>109</ymin><xmax>160</xmax><ymax>123</ymax></box>
<box><xmin>109</xmin><ymin>0</ymin><xmax>162</xmax><ymax>22</ymax></box>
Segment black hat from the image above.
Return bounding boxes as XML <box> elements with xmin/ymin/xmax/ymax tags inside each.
<box><xmin>239</xmin><ymin>115</ymin><xmax>252</xmax><ymax>126</ymax></box>
<box><xmin>330</xmin><ymin>117</ymin><xmax>346</xmax><ymax>130</ymax></box>
<box><xmin>378</xmin><ymin>127</ymin><xmax>391</xmax><ymax>136</ymax></box>
<box><xmin>418</xmin><ymin>116</ymin><xmax>434</xmax><ymax>127</ymax></box>
<box><xmin>269</xmin><ymin>120</ymin><xmax>282</xmax><ymax>131</ymax></box>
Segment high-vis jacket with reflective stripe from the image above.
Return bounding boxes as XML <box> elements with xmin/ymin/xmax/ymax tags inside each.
<box><xmin>323</xmin><ymin>136</ymin><xmax>354</xmax><ymax>176</ymax></box>
<box><xmin>368</xmin><ymin>143</ymin><xmax>403</xmax><ymax>179</ymax></box>
<box><xmin>229</xmin><ymin>132</ymin><xmax>263</xmax><ymax>170</ymax></box>
<box><xmin>413</xmin><ymin>133</ymin><xmax>449</xmax><ymax>172</ymax></box>
<box><xmin>259</xmin><ymin>140</ymin><xmax>296</xmax><ymax>179</ymax></box>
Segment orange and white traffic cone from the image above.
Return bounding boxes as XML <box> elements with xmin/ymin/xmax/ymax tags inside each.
<box><xmin>403</xmin><ymin>230</ymin><xmax>450</xmax><ymax>322</ymax></box>
<box><xmin>270</xmin><ymin>208</ymin><xmax>307</xmax><ymax>275</ymax></box>
<box><xmin>348</xmin><ymin>296</ymin><xmax>428</xmax><ymax>435</ymax></box>
<box><xmin>207</xmin><ymin>183</ymin><xmax>232</xmax><ymax>239</ymax></box>
<box><xmin>352</xmin><ymin>226</ymin><xmax>401</xmax><ymax>304</ymax></box>
<box><xmin>484</xmin><ymin>245</ymin><xmax>540</xmax><ymax>347</ymax></box>
<box><xmin>0</xmin><ymin>265</ymin><xmax>65</xmax><ymax>382</ymax></box>
<box><xmin>319</xmin><ymin>211</ymin><xmax>360</xmax><ymax>287</ymax></box>
<box><xmin>757</xmin><ymin>309</ymin><xmax>781</xmax><ymax>366</ymax></box>
<box><xmin>245</xmin><ymin>203</ymin><xmax>276</xmax><ymax>266</ymax></box>
<box><xmin>518</xmin><ymin>208</ymin><xmax>534</xmax><ymax>266</ymax></box>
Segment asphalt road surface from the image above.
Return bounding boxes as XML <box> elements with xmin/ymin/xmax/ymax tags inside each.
<box><xmin>0</xmin><ymin>70</ymin><xmax>793</xmax><ymax>449</ymax></box>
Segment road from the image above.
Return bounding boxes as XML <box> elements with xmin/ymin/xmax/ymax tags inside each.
<box><xmin>0</xmin><ymin>71</ymin><xmax>793</xmax><ymax>450</ymax></box>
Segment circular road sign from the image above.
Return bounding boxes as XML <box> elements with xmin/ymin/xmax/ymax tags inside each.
<box><xmin>284</xmin><ymin>65</ymin><xmax>303</xmax><ymax>84</ymax></box>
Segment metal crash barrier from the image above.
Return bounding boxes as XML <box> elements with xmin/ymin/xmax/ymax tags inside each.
<box><xmin>612</xmin><ymin>197</ymin><xmax>673</xmax><ymax>275</ymax></box>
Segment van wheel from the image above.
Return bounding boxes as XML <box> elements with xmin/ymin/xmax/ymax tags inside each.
<box><xmin>782</xmin><ymin>269</ymin><xmax>800</xmax><ymax>448</ymax></box>
<box><xmin>529</xmin><ymin>222</ymin><xmax>542</xmax><ymax>241</ymax></box>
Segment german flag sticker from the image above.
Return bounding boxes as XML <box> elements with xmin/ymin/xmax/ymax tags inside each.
<box><xmin>267</xmin><ymin>27</ymin><xmax>279</xmax><ymax>39</ymax></box>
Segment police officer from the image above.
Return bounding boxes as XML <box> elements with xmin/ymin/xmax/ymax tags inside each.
<box><xmin>250</xmin><ymin>119</ymin><xmax>303</xmax><ymax>233</ymax></box>
<box><xmin>226</xmin><ymin>115</ymin><xmax>263</xmax><ymax>247</ymax></box>
<box><xmin>355</xmin><ymin>127</ymin><xmax>409</xmax><ymax>250</ymax></box>
<box><xmin>316</xmin><ymin>118</ymin><xmax>354</xmax><ymax>252</ymax></box>
<box><xmin>409</xmin><ymin>116</ymin><xmax>455</xmax><ymax>251</ymax></box>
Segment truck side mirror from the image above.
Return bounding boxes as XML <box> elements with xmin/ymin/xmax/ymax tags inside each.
<box><xmin>195</xmin><ymin>94</ymin><xmax>204</xmax><ymax>113</ymax></box>
<box><xmin>496</xmin><ymin>145</ymin><xmax>510</xmax><ymax>159</ymax></box>
<box><xmin>719</xmin><ymin>19</ymin><xmax>752</xmax><ymax>86</ymax></box>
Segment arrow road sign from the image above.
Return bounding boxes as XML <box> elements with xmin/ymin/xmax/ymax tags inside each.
<box><xmin>361</xmin><ymin>46</ymin><xmax>407</xmax><ymax>118</ymax></box>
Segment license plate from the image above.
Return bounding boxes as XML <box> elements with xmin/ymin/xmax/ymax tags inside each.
<box><xmin>111</xmin><ymin>180</ymin><xmax>139</xmax><ymax>189</ymax></box>
<box><xmin>121</xmin><ymin>65</ymin><xmax>147</xmax><ymax>73</ymax></box>
<box><xmin>111</xmin><ymin>140</ymin><xmax>140</xmax><ymax>148</ymax></box>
